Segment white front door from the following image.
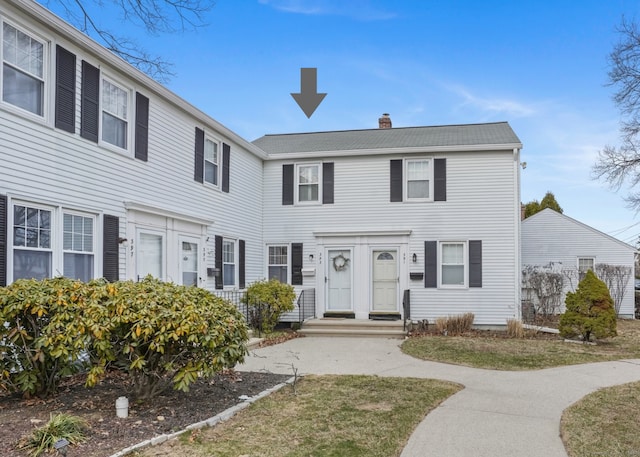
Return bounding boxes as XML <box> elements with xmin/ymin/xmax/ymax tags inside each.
<box><xmin>372</xmin><ymin>249</ymin><xmax>398</xmax><ymax>312</ymax></box>
<box><xmin>326</xmin><ymin>248</ymin><xmax>353</xmax><ymax>311</ymax></box>
<box><xmin>179</xmin><ymin>237</ymin><xmax>199</xmax><ymax>286</ymax></box>
<box><xmin>136</xmin><ymin>230</ymin><xmax>165</xmax><ymax>281</ymax></box>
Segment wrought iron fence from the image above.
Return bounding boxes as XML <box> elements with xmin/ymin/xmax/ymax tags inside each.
<box><xmin>402</xmin><ymin>289</ymin><xmax>410</xmax><ymax>331</ymax></box>
<box><xmin>297</xmin><ymin>288</ymin><xmax>316</xmax><ymax>325</ymax></box>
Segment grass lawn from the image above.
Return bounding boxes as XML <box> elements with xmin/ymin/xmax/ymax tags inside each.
<box><xmin>401</xmin><ymin>319</ymin><xmax>640</xmax><ymax>370</ymax></box>
<box><xmin>561</xmin><ymin>381</ymin><xmax>640</xmax><ymax>457</ymax></box>
<box><xmin>134</xmin><ymin>375</ymin><xmax>461</xmax><ymax>457</ymax></box>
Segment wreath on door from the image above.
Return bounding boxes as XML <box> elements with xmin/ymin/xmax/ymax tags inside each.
<box><xmin>332</xmin><ymin>253</ymin><xmax>350</xmax><ymax>272</ymax></box>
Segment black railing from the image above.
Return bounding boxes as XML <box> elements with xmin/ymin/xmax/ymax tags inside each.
<box><xmin>212</xmin><ymin>290</ymin><xmax>250</xmax><ymax>322</ymax></box>
<box><xmin>402</xmin><ymin>289</ymin><xmax>411</xmax><ymax>331</ymax></box>
<box><xmin>298</xmin><ymin>288</ymin><xmax>316</xmax><ymax>325</ymax></box>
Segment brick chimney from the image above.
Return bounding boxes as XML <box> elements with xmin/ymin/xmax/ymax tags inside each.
<box><xmin>378</xmin><ymin>113</ymin><xmax>392</xmax><ymax>129</ymax></box>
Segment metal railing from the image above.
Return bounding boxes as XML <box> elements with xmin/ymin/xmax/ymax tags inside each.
<box><xmin>297</xmin><ymin>288</ymin><xmax>316</xmax><ymax>325</ymax></box>
<box><xmin>402</xmin><ymin>289</ymin><xmax>411</xmax><ymax>331</ymax></box>
<box><xmin>212</xmin><ymin>290</ymin><xmax>250</xmax><ymax>322</ymax></box>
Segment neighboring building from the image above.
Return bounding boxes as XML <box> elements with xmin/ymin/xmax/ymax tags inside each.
<box><xmin>255</xmin><ymin>119</ymin><xmax>523</xmax><ymax>326</ymax></box>
<box><xmin>1</xmin><ymin>0</ymin><xmax>526</xmax><ymax>326</ymax></box>
<box><xmin>521</xmin><ymin>208</ymin><xmax>636</xmax><ymax>317</ymax></box>
<box><xmin>0</xmin><ymin>0</ymin><xmax>266</xmax><ymax>292</ymax></box>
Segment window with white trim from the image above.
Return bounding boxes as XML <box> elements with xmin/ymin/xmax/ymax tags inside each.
<box><xmin>577</xmin><ymin>257</ymin><xmax>595</xmax><ymax>280</ymax></box>
<box><xmin>297</xmin><ymin>164</ymin><xmax>320</xmax><ymax>203</ymax></box>
<box><xmin>2</xmin><ymin>21</ymin><xmax>45</xmax><ymax>117</ymax></box>
<box><xmin>101</xmin><ymin>77</ymin><xmax>130</xmax><ymax>149</ymax></box>
<box><xmin>63</xmin><ymin>213</ymin><xmax>94</xmax><ymax>282</ymax></box>
<box><xmin>268</xmin><ymin>245</ymin><xmax>288</xmax><ymax>283</ymax></box>
<box><xmin>204</xmin><ymin>137</ymin><xmax>220</xmax><ymax>186</ymax></box>
<box><xmin>223</xmin><ymin>239</ymin><xmax>236</xmax><ymax>287</ymax></box>
<box><xmin>405</xmin><ymin>158</ymin><xmax>433</xmax><ymax>201</ymax></box>
<box><xmin>11</xmin><ymin>202</ymin><xmax>97</xmax><ymax>282</ymax></box>
<box><xmin>440</xmin><ymin>242</ymin><xmax>466</xmax><ymax>287</ymax></box>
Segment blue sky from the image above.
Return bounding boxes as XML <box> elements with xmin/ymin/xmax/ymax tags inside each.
<box><xmin>40</xmin><ymin>0</ymin><xmax>640</xmax><ymax>244</ymax></box>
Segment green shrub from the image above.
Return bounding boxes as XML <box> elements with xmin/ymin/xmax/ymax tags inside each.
<box><xmin>242</xmin><ymin>278</ymin><xmax>296</xmax><ymax>334</ymax></box>
<box><xmin>559</xmin><ymin>270</ymin><xmax>617</xmax><ymax>342</ymax></box>
<box><xmin>19</xmin><ymin>413</ymin><xmax>87</xmax><ymax>457</ymax></box>
<box><xmin>0</xmin><ymin>277</ymin><xmax>92</xmax><ymax>398</ymax></box>
<box><xmin>87</xmin><ymin>277</ymin><xmax>249</xmax><ymax>399</ymax></box>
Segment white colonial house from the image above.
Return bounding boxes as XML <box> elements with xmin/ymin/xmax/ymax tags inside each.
<box><xmin>521</xmin><ymin>208</ymin><xmax>636</xmax><ymax>318</ymax></box>
<box><xmin>0</xmin><ymin>0</ymin><xmax>527</xmax><ymax>327</ymax></box>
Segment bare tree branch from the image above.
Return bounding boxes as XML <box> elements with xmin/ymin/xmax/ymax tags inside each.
<box><xmin>43</xmin><ymin>0</ymin><xmax>216</xmax><ymax>81</ymax></box>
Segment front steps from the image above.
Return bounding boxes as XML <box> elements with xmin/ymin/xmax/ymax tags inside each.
<box><xmin>298</xmin><ymin>318</ymin><xmax>407</xmax><ymax>339</ymax></box>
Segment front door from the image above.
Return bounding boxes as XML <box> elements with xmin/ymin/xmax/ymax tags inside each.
<box><xmin>179</xmin><ymin>237</ymin><xmax>199</xmax><ymax>286</ymax></box>
<box><xmin>136</xmin><ymin>230</ymin><xmax>165</xmax><ymax>281</ymax></box>
<box><xmin>372</xmin><ymin>250</ymin><xmax>398</xmax><ymax>312</ymax></box>
<box><xmin>326</xmin><ymin>248</ymin><xmax>353</xmax><ymax>311</ymax></box>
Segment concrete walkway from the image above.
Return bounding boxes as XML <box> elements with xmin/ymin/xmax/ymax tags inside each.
<box><xmin>237</xmin><ymin>337</ymin><xmax>640</xmax><ymax>457</ymax></box>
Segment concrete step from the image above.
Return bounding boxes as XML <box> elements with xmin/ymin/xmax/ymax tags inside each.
<box><xmin>299</xmin><ymin>318</ymin><xmax>407</xmax><ymax>338</ymax></box>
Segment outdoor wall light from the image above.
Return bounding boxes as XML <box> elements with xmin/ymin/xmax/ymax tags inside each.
<box><xmin>412</xmin><ymin>253</ymin><xmax>417</xmax><ymax>263</ymax></box>
<box><xmin>309</xmin><ymin>254</ymin><xmax>314</xmax><ymax>262</ymax></box>
<box><xmin>54</xmin><ymin>438</ymin><xmax>70</xmax><ymax>456</ymax></box>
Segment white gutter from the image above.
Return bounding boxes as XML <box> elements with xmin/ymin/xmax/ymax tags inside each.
<box><xmin>514</xmin><ymin>147</ymin><xmax>522</xmax><ymax>320</ymax></box>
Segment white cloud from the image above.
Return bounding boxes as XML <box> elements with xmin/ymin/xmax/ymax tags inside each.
<box><xmin>258</xmin><ymin>0</ymin><xmax>397</xmax><ymax>21</ymax></box>
<box><xmin>445</xmin><ymin>83</ymin><xmax>537</xmax><ymax>118</ymax></box>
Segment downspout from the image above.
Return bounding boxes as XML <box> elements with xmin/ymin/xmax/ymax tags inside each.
<box><xmin>514</xmin><ymin>147</ymin><xmax>522</xmax><ymax>320</ymax></box>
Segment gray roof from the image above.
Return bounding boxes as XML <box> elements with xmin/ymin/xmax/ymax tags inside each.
<box><xmin>252</xmin><ymin>121</ymin><xmax>522</xmax><ymax>154</ymax></box>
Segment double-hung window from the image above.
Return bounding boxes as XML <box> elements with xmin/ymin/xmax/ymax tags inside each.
<box><xmin>223</xmin><ymin>239</ymin><xmax>236</xmax><ymax>287</ymax></box>
<box><xmin>101</xmin><ymin>77</ymin><xmax>129</xmax><ymax>149</ymax></box>
<box><xmin>297</xmin><ymin>164</ymin><xmax>320</xmax><ymax>203</ymax></box>
<box><xmin>268</xmin><ymin>245</ymin><xmax>289</xmax><ymax>283</ymax></box>
<box><xmin>204</xmin><ymin>137</ymin><xmax>220</xmax><ymax>186</ymax></box>
<box><xmin>441</xmin><ymin>242</ymin><xmax>465</xmax><ymax>287</ymax></box>
<box><xmin>63</xmin><ymin>213</ymin><xmax>94</xmax><ymax>282</ymax></box>
<box><xmin>2</xmin><ymin>21</ymin><xmax>45</xmax><ymax>117</ymax></box>
<box><xmin>13</xmin><ymin>204</ymin><xmax>52</xmax><ymax>280</ymax></box>
<box><xmin>406</xmin><ymin>159</ymin><xmax>432</xmax><ymax>201</ymax></box>
<box><xmin>577</xmin><ymin>257</ymin><xmax>594</xmax><ymax>280</ymax></box>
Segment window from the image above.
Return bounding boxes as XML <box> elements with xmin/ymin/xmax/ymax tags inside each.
<box><xmin>223</xmin><ymin>239</ymin><xmax>236</xmax><ymax>286</ymax></box>
<box><xmin>13</xmin><ymin>204</ymin><xmax>51</xmax><ymax>280</ymax></box>
<box><xmin>406</xmin><ymin>159</ymin><xmax>432</xmax><ymax>200</ymax></box>
<box><xmin>268</xmin><ymin>245</ymin><xmax>288</xmax><ymax>283</ymax></box>
<box><xmin>101</xmin><ymin>77</ymin><xmax>129</xmax><ymax>149</ymax></box>
<box><xmin>297</xmin><ymin>164</ymin><xmax>320</xmax><ymax>203</ymax></box>
<box><xmin>63</xmin><ymin>213</ymin><xmax>94</xmax><ymax>282</ymax></box>
<box><xmin>578</xmin><ymin>257</ymin><xmax>595</xmax><ymax>280</ymax></box>
<box><xmin>441</xmin><ymin>242</ymin><xmax>465</xmax><ymax>287</ymax></box>
<box><xmin>204</xmin><ymin>137</ymin><xmax>219</xmax><ymax>186</ymax></box>
<box><xmin>2</xmin><ymin>21</ymin><xmax>45</xmax><ymax>116</ymax></box>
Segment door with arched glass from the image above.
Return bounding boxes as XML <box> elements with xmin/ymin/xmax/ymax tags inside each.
<box><xmin>372</xmin><ymin>250</ymin><xmax>398</xmax><ymax>312</ymax></box>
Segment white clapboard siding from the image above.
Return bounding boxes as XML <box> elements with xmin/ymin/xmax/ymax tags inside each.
<box><xmin>522</xmin><ymin>209</ymin><xmax>636</xmax><ymax>317</ymax></box>
<box><xmin>262</xmin><ymin>150</ymin><xmax>520</xmax><ymax>325</ymax></box>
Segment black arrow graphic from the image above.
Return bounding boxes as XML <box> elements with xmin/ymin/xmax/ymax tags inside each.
<box><xmin>291</xmin><ymin>68</ymin><xmax>327</xmax><ymax>118</ymax></box>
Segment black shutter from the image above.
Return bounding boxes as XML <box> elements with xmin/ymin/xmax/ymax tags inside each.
<box><xmin>55</xmin><ymin>45</ymin><xmax>76</xmax><ymax>133</ymax></box>
<box><xmin>194</xmin><ymin>127</ymin><xmax>204</xmax><ymax>183</ymax></box>
<box><xmin>291</xmin><ymin>242</ymin><xmax>303</xmax><ymax>285</ymax></box>
<box><xmin>135</xmin><ymin>92</ymin><xmax>149</xmax><ymax>161</ymax></box>
<box><xmin>424</xmin><ymin>241</ymin><xmax>437</xmax><ymax>288</ymax></box>
<box><xmin>215</xmin><ymin>235</ymin><xmax>223</xmax><ymax>289</ymax></box>
<box><xmin>0</xmin><ymin>195</ymin><xmax>6</xmax><ymax>287</ymax></box>
<box><xmin>239</xmin><ymin>239</ymin><xmax>245</xmax><ymax>289</ymax></box>
<box><xmin>80</xmin><ymin>60</ymin><xmax>99</xmax><ymax>142</ymax></box>
<box><xmin>434</xmin><ymin>158</ymin><xmax>446</xmax><ymax>202</ymax></box>
<box><xmin>322</xmin><ymin>162</ymin><xmax>334</xmax><ymax>204</ymax></box>
<box><xmin>390</xmin><ymin>159</ymin><xmax>403</xmax><ymax>202</ymax></box>
<box><xmin>103</xmin><ymin>215</ymin><xmax>119</xmax><ymax>282</ymax></box>
<box><xmin>222</xmin><ymin>143</ymin><xmax>230</xmax><ymax>193</ymax></box>
<box><xmin>282</xmin><ymin>164</ymin><xmax>294</xmax><ymax>205</ymax></box>
<box><xmin>469</xmin><ymin>240</ymin><xmax>482</xmax><ymax>288</ymax></box>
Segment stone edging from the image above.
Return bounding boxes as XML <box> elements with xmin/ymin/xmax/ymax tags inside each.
<box><xmin>107</xmin><ymin>375</ymin><xmax>297</xmax><ymax>457</ymax></box>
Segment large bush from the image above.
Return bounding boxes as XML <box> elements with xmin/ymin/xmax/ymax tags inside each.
<box><xmin>0</xmin><ymin>277</ymin><xmax>249</xmax><ymax>399</ymax></box>
<box><xmin>86</xmin><ymin>277</ymin><xmax>249</xmax><ymax>399</ymax></box>
<box><xmin>0</xmin><ymin>278</ymin><xmax>92</xmax><ymax>397</ymax></box>
<box><xmin>559</xmin><ymin>270</ymin><xmax>617</xmax><ymax>342</ymax></box>
<box><xmin>242</xmin><ymin>278</ymin><xmax>295</xmax><ymax>334</ymax></box>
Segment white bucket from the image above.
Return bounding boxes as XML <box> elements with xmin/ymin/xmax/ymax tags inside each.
<box><xmin>116</xmin><ymin>396</ymin><xmax>129</xmax><ymax>418</ymax></box>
